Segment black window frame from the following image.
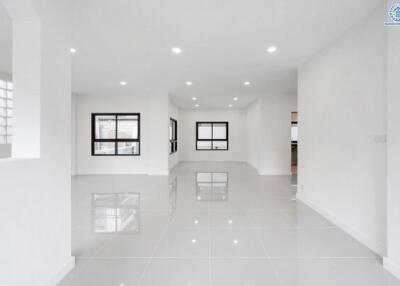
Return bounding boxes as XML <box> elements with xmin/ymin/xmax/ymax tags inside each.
<box><xmin>91</xmin><ymin>113</ymin><xmax>141</xmax><ymax>156</ymax></box>
<box><xmin>169</xmin><ymin>117</ymin><xmax>178</xmax><ymax>154</ymax></box>
<box><xmin>196</xmin><ymin>121</ymin><xmax>229</xmax><ymax>151</ymax></box>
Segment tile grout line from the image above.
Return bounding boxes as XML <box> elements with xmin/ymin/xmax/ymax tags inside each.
<box><xmin>243</xmin><ymin>209</ymin><xmax>285</xmax><ymax>286</ymax></box>
<box><xmin>136</xmin><ymin>220</ymin><xmax>170</xmax><ymax>286</ymax></box>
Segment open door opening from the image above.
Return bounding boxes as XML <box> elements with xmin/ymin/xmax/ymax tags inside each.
<box><xmin>291</xmin><ymin>112</ymin><xmax>298</xmax><ymax>185</ymax></box>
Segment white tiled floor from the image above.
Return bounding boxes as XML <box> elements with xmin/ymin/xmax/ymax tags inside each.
<box><xmin>59</xmin><ymin>162</ymin><xmax>400</xmax><ymax>286</ymax></box>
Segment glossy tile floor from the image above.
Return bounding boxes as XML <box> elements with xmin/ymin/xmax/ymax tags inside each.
<box><xmin>59</xmin><ymin>162</ymin><xmax>400</xmax><ymax>286</ymax></box>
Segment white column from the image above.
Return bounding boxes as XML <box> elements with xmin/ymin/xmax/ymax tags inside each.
<box><xmin>384</xmin><ymin>3</ymin><xmax>400</xmax><ymax>279</ymax></box>
<box><xmin>147</xmin><ymin>94</ymin><xmax>169</xmax><ymax>175</ymax></box>
<box><xmin>11</xmin><ymin>18</ymin><xmax>41</xmax><ymax>158</ymax></box>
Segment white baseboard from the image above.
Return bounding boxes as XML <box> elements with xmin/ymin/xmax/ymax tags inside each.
<box><xmin>45</xmin><ymin>256</ymin><xmax>75</xmax><ymax>286</ymax></box>
<box><xmin>384</xmin><ymin>257</ymin><xmax>400</xmax><ymax>280</ymax></box>
<box><xmin>297</xmin><ymin>192</ymin><xmax>385</xmax><ymax>257</ymax></box>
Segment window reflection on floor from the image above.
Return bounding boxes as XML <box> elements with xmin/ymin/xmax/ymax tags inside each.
<box><xmin>92</xmin><ymin>193</ymin><xmax>140</xmax><ymax>234</ymax></box>
<box><xmin>169</xmin><ymin>176</ymin><xmax>178</xmax><ymax>215</ymax></box>
<box><xmin>196</xmin><ymin>172</ymin><xmax>229</xmax><ymax>201</ymax></box>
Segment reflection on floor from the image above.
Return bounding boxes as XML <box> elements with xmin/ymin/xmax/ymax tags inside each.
<box><xmin>92</xmin><ymin>193</ymin><xmax>140</xmax><ymax>234</ymax></box>
<box><xmin>196</xmin><ymin>172</ymin><xmax>229</xmax><ymax>201</ymax></box>
<box><xmin>59</xmin><ymin>162</ymin><xmax>400</xmax><ymax>286</ymax></box>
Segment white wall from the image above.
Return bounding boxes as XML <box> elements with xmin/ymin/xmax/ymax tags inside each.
<box><xmin>168</xmin><ymin>99</ymin><xmax>180</xmax><ymax>170</ymax></box>
<box><xmin>245</xmin><ymin>100</ymin><xmax>261</xmax><ymax>170</ymax></box>
<box><xmin>297</xmin><ymin>7</ymin><xmax>387</xmax><ymax>255</ymax></box>
<box><xmin>245</xmin><ymin>94</ymin><xmax>297</xmax><ymax>175</ymax></box>
<box><xmin>384</xmin><ymin>0</ymin><xmax>400</xmax><ymax>278</ymax></box>
<box><xmin>71</xmin><ymin>93</ymin><xmax>77</xmax><ymax>175</ymax></box>
<box><xmin>179</xmin><ymin>109</ymin><xmax>246</xmax><ymax>162</ymax></box>
<box><xmin>259</xmin><ymin>94</ymin><xmax>296</xmax><ymax>175</ymax></box>
<box><xmin>0</xmin><ymin>0</ymin><xmax>73</xmax><ymax>285</ymax></box>
<box><xmin>75</xmin><ymin>94</ymin><xmax>169</xmax><ymax>175</ymax></box>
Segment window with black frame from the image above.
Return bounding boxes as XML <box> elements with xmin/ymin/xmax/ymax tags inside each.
<box><xmin>196</xmin><ymin>122</ymin><xmax>228</xmax><ymax>150</ymax></box>
<box><xmin>92</xmin><ymin>113</ymin><xmax>140</xmax><ymax>156</ymax></box>
<box><xmin>169</xmin><ymin>118</ymin><xmax>177</xmax><ymax>154</ymax></box>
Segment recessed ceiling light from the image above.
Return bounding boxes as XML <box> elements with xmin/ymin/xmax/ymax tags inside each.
<box><xmin>191</xmin><ymin>238</ymin><xmax>197</xmax><ymax>244</ymax></box>
<box><xmin>267</xmin><ymin>46</ymin><xmax>278</xmax><ymax>53</ymax></box>
<box><xmin>186</xmin><ymin>81</ymin><xmax>193</xmax><ymax>86</ymax></box>
<box><xmin>192</xmin><ymin>97</ymin><xmax>197</xmax><ymax>101</ymax></box>
<box><xmin>195</xmin><ymin>103</ymin><xmax>200</xmax><ymax>107</ymax></box>
<box><xmin>119</xmin><ymin>81</ymin><xmax>127</xmax><ymax>86</ymax></box>
<box><xmin>70</xmin><ymin>48</ymin><xmax>77</xmax><ymax>54</ymax></box>
<box><xmin>171</xmin><ymin>47</ymin><xmax>182</xmax><ymax>54</ymax></box>
<box><xmin>233</xmin><ymin>97</ymin><xmax>238</xmax><ymax>101</ymax></box>
<box><xmin>233</xmin><ymin>239</ymin><xmax>239</xmax><ymax>245</ymax></box>
<box><xmin>244</xmin><ymin>81</ymin><xmax>251</xmax><ymax>86</ymax></box>
<box><xmin>228</xmin><ymin>104</ymin><xmax>233</xmax><ymax>108</ymax></box>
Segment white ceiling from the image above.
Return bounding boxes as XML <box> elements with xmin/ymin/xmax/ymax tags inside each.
<box><xmin>1</xmin><ymin>1</ymin><xmax>383</xmax><ymax>109</ymax></box>
<box><xmin>0</xmin><ymin>3</ymin><xmax>12</xmax><ymax>76</ymax></box>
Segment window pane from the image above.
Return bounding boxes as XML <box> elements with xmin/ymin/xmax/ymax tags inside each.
<box><xmin>291</xmin><ymin>125</ymin><xmax>298</xmax><ymax>141</ymax></box>
<box><xmin>7</xmin><ymin>126</ymin><xmax>12</xmax><ymax>134</ymax></box>
<box><xmin>6</xmin><ymin>91</ymin><xmax>12</xmax><ymax>99</ymax></box>
<box><xmin>197</xmin><ymin>172</ymin><xmax>212</xmax><ymax>182</ymax></box>
<box><xmin>94</xmin><ymin>142</ymin><xmax>115</xmax><ymax>155</ymax></box>
<box><xmin>213</xmin><ymin>123</ymin><xmax>227</xmax><ymax>139</ymax></box>
<box><xmin>6</xmin><ymin>81</ymin><xmax>13</xmax><ymax>90</ymax></box>
<box><xmin>198</xmin><ymin>123</ymin><xmax>212</xmax><ymax>139</ymax></box>
<box><xmin>95</xmin><ymin>115</ymin><xmax>116</xmax><ymax>139</ymax></box>
<box><xmin>169</xmin><ymin>124</ymin><xmax>173</xmax><ymax>140</ymax></box>
<box><xmin>0</xmin><ymin>117</ymin><xmax>5</xmax><ymax>125</ymax></box>
<box><xmin>0</xmin><ymin>80</ymin><xmax>5</xmax><ymax>89</ymax></box>
<box><xmin>117</xmin><ymin>142</ymin><xmax>139</xmax><ymax>155</ymax></box>
<box><xmin>0</xmin><ymin>98</ymin><xmax>5</xmax><ymax>107</ymax></box>
<box><xmin>197</xmin><ymin>141</ymin><xmax>212</xmax><ymax>150</ymax></box>
<box><xmin>6</xmin><ymin>109</ymin><xmax>12</xmax><ymax>117</ymax></box>
<box><xmin>0</xmin><ymin>136</ymin><xmax>5</xmax><ymax>144</ymax></box>
<box><xmin>212</xmin><ymin>141</ymin><xmax>227</xmax><ymax>150</ymax></box>
<box><xmin>0</xmin><ymin>126</ymin><xmax>5</xmax><ymax>135</ymax></box>
<box><xmin>0</xmin><ymin>108</ymin><xmax>5</xmax><ymax>116</ymax></box>
<box><xmin>0</xmin><ymin>89</ymin><xmax>5</xmax><ymax>98</ymax></box>
<box><xmin>172</xmin><ymin>121</ymin><xmax>176</xmax><ymax>140</ymax></box>
<box><xmin>7</xmin><ymin>99</ymin><xmax>12</xmax><ymax>108</ymax></box>
<box><xmin>6</xmin><ymin>135</ymin><xmax>12</xmax><ymax>144</ymax></box>
<box><xmin>117</xmin><ymin>115</ymin><xmax>138</xmax><ymax>139</ymax></box>
<box><xmin>212</xmin><ymin>172</ymin><xmax>228</xmax><ymax>182</ymax></box>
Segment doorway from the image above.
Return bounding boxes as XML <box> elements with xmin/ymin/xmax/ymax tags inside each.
<box><xmin>291</xmin><ymin>112</ymin><xmax>298</xmax><ymax>184</ymax></box>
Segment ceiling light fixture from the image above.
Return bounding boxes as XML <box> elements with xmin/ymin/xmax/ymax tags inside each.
<box><xmin>195</xmin><ymin>103</ymin><xmax>200</xmax><ymax>107</ymax></box>
<box><xmin>192</xmin><ymin>97</ymin><xmax>197</xmax><ymax>101</ymax></box>
<box><xmin>186</xmin><ymin>81</ymin><xmax>193</xmax><ymax>86</ymax></box>
<box><xmin>70</xmin><ymin>48</ymin><xmax>77</xmax><ymax>54</ymax></box>
<box><xmin>228</xmin><ymin>104</ymin><xmax>233</xmax><ymax>108</ymax></box>
<box><xmin>119</xmin><ymin>81</ymin><xmax>127</xmax><ymax>86</ymax></box>
<box><xmin>244</xmin><ymin>81</ymin><xmax>251</xmax><ymax>86</ymax></box>
<box><xmin>233</xmin><ymin>97</ymin><xmax>238</xmax><ymax>101</ymax></box>
<box><xmin>171</xmin><ymin>47</ymin><xmax>182</xmax><ymax>54</ymax></box>
<box><xmin>267</xmin><ymin>46</ymin><xmax>278</xmax><ymax>53</ymax></box>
